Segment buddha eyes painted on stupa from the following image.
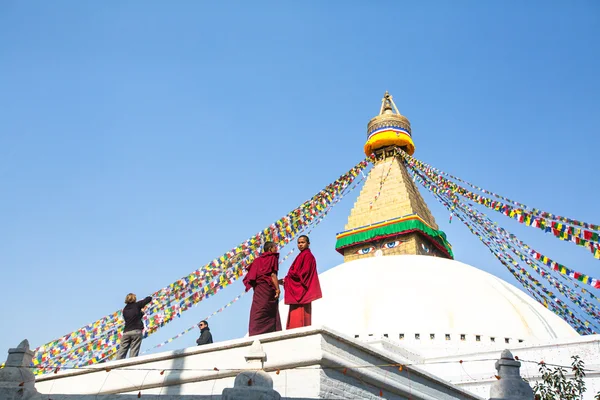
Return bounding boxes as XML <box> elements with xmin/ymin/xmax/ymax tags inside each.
<box><xmin>383</xmin><ymin>240</ymin><xmax>401</xmax><ymax>249</ymax></box>
<box><xmin>354</xmin><ymin>239</ymin><xmax>405</xmax><ymax>254</ymax></box>
<box><xmin>356</xmin><ymin>246</ymin><xmax>376</xmax><ymax>255</ymax></box>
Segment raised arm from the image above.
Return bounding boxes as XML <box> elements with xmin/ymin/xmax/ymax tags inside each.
<box><xmin>137</xmin><ymin>296</ymin><xmax>152</xmax><ymax>308</ymax></box>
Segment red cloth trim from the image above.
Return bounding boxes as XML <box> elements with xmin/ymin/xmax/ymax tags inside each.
<box><xmin>286</xmin><ymin>303</ymin><xmax>312</xmax><ymax>329</ymax></box>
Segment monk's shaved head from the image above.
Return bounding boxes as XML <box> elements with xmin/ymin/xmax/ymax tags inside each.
<box><xmin>297</xmin><ymin>235</ymin><xmax>310</xmax><ymax>251</ymax></box>
<box><xmin>263</xmin><ymin>241</ymin><xmax>277</xmax><ymax>252</ymax></box>
<box><xmin>298</xmin><ymin>235</ymin><xmax>310</xmax><ymax>244</ymax></box>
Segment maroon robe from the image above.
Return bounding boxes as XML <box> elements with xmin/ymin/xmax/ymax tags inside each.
<box><xmin>243</xmin><ymin>252</ymin><xmax>282</xmax><ymax>336</ymax></box>
<box><xmin>283</xmin><ymin>248</ymin><xmax>322</xmax><ymax>329</ymax></box>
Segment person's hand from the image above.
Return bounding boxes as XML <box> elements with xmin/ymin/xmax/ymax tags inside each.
<box><xmin>274</xmin><ymin>289</ymin><xmax>280</xmax><ymax>299</ymax></box>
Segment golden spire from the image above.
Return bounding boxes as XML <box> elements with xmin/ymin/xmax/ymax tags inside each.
<box><xmin>335</xmin><ymin>92</ymin><xmax>452</xmax><ymax>262</ymax></box>
<box><xmin>365</xmin><ymin>91</ymin><xmax>415</xmax><ymax>156</ymax></box>
<box><xmin>379</xmin><ymin>91</ymin><xmax>401</xmax><ymax>115</ymax></box>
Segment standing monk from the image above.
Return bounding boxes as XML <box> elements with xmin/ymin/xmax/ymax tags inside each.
<box><xmin>243</xmin><ymin>241</ymin><xmax>282</xmax><ymax>336</ymax></box>
<box><xmin>282</xmin><ymin>235</ymin><xmax>322</xmax><ymax>329</ymax></box>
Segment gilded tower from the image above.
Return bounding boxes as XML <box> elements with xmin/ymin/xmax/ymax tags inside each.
<box><xmin>335</xmin><ymin>92</ymin><xmax>453</xmax><ymax>262</ymax></box>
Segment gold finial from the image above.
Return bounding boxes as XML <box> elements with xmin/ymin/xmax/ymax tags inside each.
<box><xmin>379</xmin><ymin>91</ymin><xmax>401</xmax><ymax>116</ymax></box>
<box><xmin>365</xmin><ymin>91</ymin><xmax>415</xmax><ymax>156</ymax></box>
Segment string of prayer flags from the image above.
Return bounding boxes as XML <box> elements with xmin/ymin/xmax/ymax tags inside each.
<box><xmin>401</xmin><ymin>148</ymin><xmax>600</xmax><ymax>232</ymax></box>
<box><xmin>33</xmin><ymin>159</ymin><xmax>370</xmax><ymax>373</ymax></box>
<box><xmin>461</xmin><ymin>203</ymin><xmax>600</xmax><ymax>323</ymax></box>
<box><xmin>369</xmin><ymin>157</ymin><xmax>394</xmax><ymax>210</ymax></box>
<box><xmin>71</xmin><ymin>173</ymin><xmax>364</xmax><ymax>369</ymax></box>
<box><xmin>408</xmin><ymin>165</ymin><xmax>597</xmax><ymax>334</ymax></box>
<box><xmin>141</xmin><ymin>245</ymin><xmax>298</xmax><ymax>355</ymax></box>
<box><xmin>480</xmin><ymin>215</ymin><xmax>600</xmax><ymax>302</ymax></box>
<box><xmin>400</xmin><ymin>149</ymin><xmax>600</xmax><ymax>259</ymax></box>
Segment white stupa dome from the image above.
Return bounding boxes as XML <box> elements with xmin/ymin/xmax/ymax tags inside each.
<box><xmin>279</xmin><ymin>255</ymin><xmax>578</xmax><ymax>357</ymax></box>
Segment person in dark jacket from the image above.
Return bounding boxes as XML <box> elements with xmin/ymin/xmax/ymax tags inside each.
<box><xmin>196</xmin><ymin>320</ymin><xmax>213</xmax><ymax>345</ymax></box>
<box><xmin>116</xmin><ymin>293</ymin><xmax>152</xmax><ymax>360</ymax></box>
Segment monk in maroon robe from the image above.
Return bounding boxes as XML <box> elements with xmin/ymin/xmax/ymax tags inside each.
<box><xmin>282</xmin><ymin>235</ymin><xmax>322</xmax><ymax>329</ymax></box>
<box><xmin>243</xmin><ymin>242</ymin><xmax>282</xmax><ymax>336</ymax></box>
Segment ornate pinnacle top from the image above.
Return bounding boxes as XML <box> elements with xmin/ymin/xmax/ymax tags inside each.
<box><xmin>379</xmin><ymin>91</ymin><xmax>402</xmax><ymax>115</ymax></box>
<box><xmin>364</xmin><ymin>91</ymin><xmax>414</xmax><ymax>155</ymax></box>
<box><xmin>367</xmin><ymin>91</ymin><xmax>411</xmax><ymax>136</ymax></box>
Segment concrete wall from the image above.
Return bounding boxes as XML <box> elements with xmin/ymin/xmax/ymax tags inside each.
<box><xmin>29</xmin><ymin>327</ymin><xmax>600</xmax><ymax>399</ymax></box>
<box><xmin>416</xmin><ymin>334</ymin><xmax>600</xmax><ymax>400</ymax></box>
<box><xmin>31</xmin><ymin>327</ymin><xmax>482</xmax><ymax>400</ymax></box>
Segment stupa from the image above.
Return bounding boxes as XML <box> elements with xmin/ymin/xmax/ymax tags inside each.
<box><xmin>279</xmin><ymin>92</ymin><xmax>579</xmax><ymax>357</ymax></box>
<box><xmin>15</xmin><ymin>92</ymin><xmax>600</xmax><ymax>399</ymax></box>
<box><xmin>335</xmin><ymin>91</ymin><xmax>452</xmax><ymax>262</ymax></box>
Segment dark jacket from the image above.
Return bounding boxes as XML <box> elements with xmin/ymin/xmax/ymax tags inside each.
<box><xmin>196</xmin><ymin>327</ymin><xmax>213</xmax><ymax>345</ymax></box>
<box><xmin>123</xmin><ymin>296</ymin><xmax>152</xmax><ymax>333</ymax></box>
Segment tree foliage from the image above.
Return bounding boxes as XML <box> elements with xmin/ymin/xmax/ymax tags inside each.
<box><xmin>532</xmin><ymin>355</ymin><xmax>597</xmax><ymax>400</ymax></box>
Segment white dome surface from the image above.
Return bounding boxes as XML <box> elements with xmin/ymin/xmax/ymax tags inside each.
<box><xmin>279</xmin><ymin>255</ymin><xmax>578</xmax><ymax>353</ymax></box>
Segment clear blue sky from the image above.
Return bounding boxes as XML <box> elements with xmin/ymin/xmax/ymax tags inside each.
<box><xmin>1</xmin><ymin>1</ymin><xmax>599</xmax><ymax>359</ymax></box>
